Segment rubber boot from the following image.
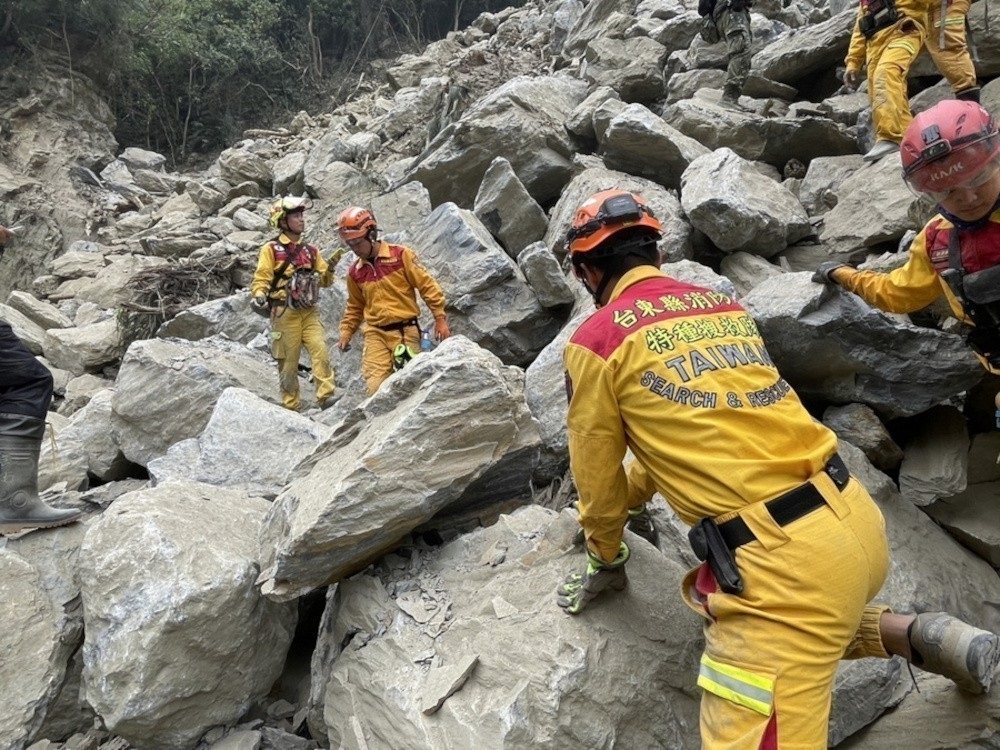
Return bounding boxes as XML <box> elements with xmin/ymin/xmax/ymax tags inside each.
<box><xmin>720</xmin><ymin>83</ymin><xmax>743</xmax><ymax>109</ymax></box>
<box><xmin>0</xmin><ymin>413</ymin><xmax>83</xmax><ymax>534</ymax></box>
<box><xmin>909</xmin><ymin>612</ymin><xmax>1000</xmax><ymax>694</ymax></box>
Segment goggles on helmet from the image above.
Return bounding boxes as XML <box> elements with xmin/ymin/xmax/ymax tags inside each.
<box><xmin>567</xmin><ymin>193</ymin><xmax>653</xmax><ymax>247</ymax></box>
<box><xmin>904</xmin><ymin>134</ymin><xmax>1000</xmax><ymax>202</ymax></box>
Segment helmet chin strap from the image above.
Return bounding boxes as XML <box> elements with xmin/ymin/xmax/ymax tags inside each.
<box><xmin>939</xmin><ymin>195</ymin><xmax>1000</xmax><ymax>230</ymax></box>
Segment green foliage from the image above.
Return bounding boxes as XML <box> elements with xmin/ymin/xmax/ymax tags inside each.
<box><xmin>0</xmin><ymin>0</ymin><xmax>524</xmax><ymax>162</ymax></box>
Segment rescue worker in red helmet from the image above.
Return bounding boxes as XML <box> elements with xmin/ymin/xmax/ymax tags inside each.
<box><xmin>559</xmin><ymin>188</ymin><xmax>1000</xmax><ymax>746</ymax></box>
<box><xmin>815</xmin><ymin>100</ymin><xmax>1000</xmax><ymax>374</ymax></box>
<box><xmin>251</xmin><ymin>196</ymin><xmax>337</xmax><ymax>411</ymax></box>
<box><xmin>335</xmin><ymin>206</ymin><xmax>451</xmax><ymax>395</ymax></box>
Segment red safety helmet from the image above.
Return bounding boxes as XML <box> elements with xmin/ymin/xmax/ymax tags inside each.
<box><xmin>336</xmin><ymin>206</ymin><xmax>377</xmax><ymax>242</ymax></box>
<box><xmin>901</xmin><ymin>100</ymin><xmax>1000</xmax><ymax>199</ymax></box>
<box><xmin>566</xmin><ymin>189</ymin><xmax>662</xmax><ymax>258</ymax></box>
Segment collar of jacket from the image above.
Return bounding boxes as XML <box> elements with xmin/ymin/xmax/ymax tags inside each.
<box><xmin>354</xmin><ymin>240</ymin><xmax>392</xmax><ymax>268</ymax></box>
<box><xmin>607</xmin><ymin>265</ymin><xmax>667</xmax><ymax>303</ymax></box>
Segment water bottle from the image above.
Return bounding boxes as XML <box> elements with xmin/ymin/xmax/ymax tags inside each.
<box><xmin>421</xmin><ymin>328</ymin><xmax>433</xmax><ymax>352</ymax></box>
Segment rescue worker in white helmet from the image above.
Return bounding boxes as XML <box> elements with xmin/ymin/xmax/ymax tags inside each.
<box><xmin>251</xmin><ymin>196</ymin><xmax>337</xmax><ymax>411</ymax></box>
<box><xmin>335</xmin><ymin>206</ymin><xmax>451</xmax><ymax>395</ymax></box>
<box><xmin>558</xmin><ymin>187</ymin><xmax>1000</xmax><ymax>747</ymax></box>
<box><xmin>815</xmin><ymin>100</ymin><xmax>1000</xmax><ymax>374</ymax></box>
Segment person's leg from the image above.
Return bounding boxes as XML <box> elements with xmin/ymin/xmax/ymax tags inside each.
<box><xmin>361</xmin><ymin>327</ymin><xmax>395</xmax><ymax>396</ymax></box>
<box><xmin>0</xmin><ymin>320</ymin><xmax>53</xmax><ymax>419</ymax></box>
<box><xmin>719</xmin><ymin>7</ymin><xmax>752</xmax><ymax>103</ymax></box>
<box><xmin>691</xmin><ymin>479</ymin><xmax>889</xmax><ymax>747</ymax></box>
<box><xmin>272</xmin><ymin>309</ymin><xmax>304</xmax><ymax>410</ymax></box>
<box><xmin>300</xmin><ymin>309</ymin><xmax>335</xmax><ymax>406</ymax></box>
<box><xmin>924</xmin><ymin>0</ymin><xmax>978</xmax><ymax>98</ymax></box>
<box><xmin>869</xmin><ymin>23</ymin><xmax>923</xmax><ymax>143</ymax></box>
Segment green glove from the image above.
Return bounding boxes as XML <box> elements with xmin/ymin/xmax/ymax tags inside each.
<box><xmin>627</xmin><ymin>504</ymin><xmax>659</xmax><ymax>546</ymax></box>
<box><xmin>327</xmin><ymin>247</ymin><xmax>347</xmax><ymax>265</ymax></box>
<box><xmin>556</xmin><ymin>542</ymin><xmax>630</xmax><ymax>615</ymax></box>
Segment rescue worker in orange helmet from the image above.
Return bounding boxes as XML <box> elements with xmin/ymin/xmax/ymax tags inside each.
<box><xmin>557</xmin><ymin>188</ymin><xmax>1000</xmax><ymax>747</ymax></box>
<box><xmin>335</xmin><ymin>206</ymin><xmax>451</xmax><ymax>395</ymax></box>
<box><xmin>815</xmin><ymin>100</ymin><xmax>1000</xmax><ymax>375</ymax></box>
<box><xmin>842</xmin><ymin>0</ymin><xmax>978</xmax><ymax>163</ymax></box>
<box><xmin>251</xmin><ymin>196</ymin><xmax>337</xmax><ymax>411</ymax></box>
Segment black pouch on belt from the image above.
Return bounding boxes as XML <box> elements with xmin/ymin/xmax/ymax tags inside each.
<box><xmin>688</xmin><ymin>518</ymin><xmax>744</xmax><ymax>595</ymax></box>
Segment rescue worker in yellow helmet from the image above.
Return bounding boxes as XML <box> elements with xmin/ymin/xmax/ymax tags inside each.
<box><xmin>251</xmin><ymin>196</ymin><xmax>337</xmax><ymax>411</ymax></box>
<box><xmin>843</xmin><ymin>0</ymin><xmax>978</xmax><ymax>163</ymax></box>
<box><xmin>558</xmin><ymin>188</ymin><xmax>1000</xmax><ymax>747</ymax></box>
<box><xmin>335</xmin><ymin>206</ymin><xmax>451</xmax><ymax>395</ymax></box>
<box><xmin>815</xmin><ymin>100</ymin><xmax>1000</xmax><ymax>374</ymax></box>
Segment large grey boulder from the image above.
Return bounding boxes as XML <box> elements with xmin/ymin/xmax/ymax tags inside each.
<box><xmin>599</xmin><ymin>103</ymin><xmax>710</xmax><ymax>190</ymax></box>
<box><xmin>681</xmin><ymin>148</ymin><xmax>812</xmax><ymax>257</ymax></box>
<box><xmin>156</xmin><ymin>292</ymin><xmax>269</xmax><ymax>344</ymax></box>
<box><xmin>320</xmin><ymin>505</ymin><xmax>703</xmax><ymax>749</ymax></box>
<box><xmin>405</xmin><ymin>75</ymin><xmax>589</xmax><ymax>208</ymax></box>
<box><xmin>473</xmin><ymin>157</ymin><xmax>548</xmax><ymax>259</ymax></box>
<box><xmin>148</xmin><ymin>387</ymin><xmax>333</xmax><ymax>496</ymax></box>
<box><xmin>751</xmin><ymin>8</ymin><xmax>856</xmax><ymax>85</ymax></box>
<box><xmin>42</xmin><ymin>317</ymin><xmax>121</xmax><ymax>375</ymax></box>
<box><xmin>257</xmin><ymin>337</ymin><xmax>543</xmax><ymax>601</ymax></box>
<box><xmin>581</xmin><ymin>35</ymin><xmax>669</xmax><ymax>102</ymax></box>
<box><xmin>111</xmin><ymin>337</ymin><xmax>276</xmax><ymax>465</ymax></box>
<box><xmin>517</xmin><ymin>242</ymin><xmax>576</xmax><ymax>309</ymax></box>
<box><xmin>80</xmin><ymin>481</ymin><xmax>297</xmax><ymax>750</ymax></box>
<box><xmin>743</xmin><ymin>273</ymin><xmax>982</xmax><ymax>417</ymax></box>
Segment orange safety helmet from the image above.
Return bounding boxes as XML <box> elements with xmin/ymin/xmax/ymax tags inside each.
<box><xmin>566</xmin><ymin>189</ymin><xmax>662</xmax><ymax>258</ymax></box>
<box><xmin>901</xmin><ymin>100</ymin><xmax>1000</xmax><ymax>199</ymax></box>
<box><xmin>268</xmin><ymin>195</ymin><xmax>311</xmax><ymax>228</ymax></box>
<box><xmin>336</xmin><ymin>206</ymin><xmax>377</xmax><ymax>242</ymax></box>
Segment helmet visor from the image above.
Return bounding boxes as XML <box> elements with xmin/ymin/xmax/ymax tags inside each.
<box><xmin>904</xmin><ymin>133</ymin><xmax>1000</xmax><ymax>199</ymax></box>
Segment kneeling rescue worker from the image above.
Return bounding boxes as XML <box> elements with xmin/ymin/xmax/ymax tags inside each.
<box><xmin>556</xmin><ymin>188</ymin><xmax>1000</xmax><ymax>747</ymax></box>
<box><xmin>251</xmin><ymin>196</ymin><xmax>337</xmax><ymax>411</ymax></box>
<box><xmin>335</xmin><ymin>206</ymin><xmax>451</xmax><ymax>395</ymax></box>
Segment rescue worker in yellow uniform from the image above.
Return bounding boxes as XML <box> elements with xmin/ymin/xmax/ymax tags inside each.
<box><xmin>815</xmin><ymin>100</ymin><xmax>1000</xmax><ymax>374</ymax></box>
<box><xmin>843</xmin><ymin>0</ymin><xmax>978</xmax><ymax>163</ymax></box>
<box><xmin>335</xmin><ymin>206</ymin><xmax>451</xmax><ymax>395</ymax></box>
<box><xmin>251</xmin><ymin>196</ymin><xmax>337</xmax><ymax>411</ymax></box>
<box><xmin>556</xmin><ymin>188</ymin><xmax>1000</xmax><ymax>748</ymax></box>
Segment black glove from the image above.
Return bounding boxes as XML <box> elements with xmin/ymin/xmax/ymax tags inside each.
<box><xmin>812</xmin><ymin>261</ymin><xmax>851</xmax><ymax>285</ymax></box>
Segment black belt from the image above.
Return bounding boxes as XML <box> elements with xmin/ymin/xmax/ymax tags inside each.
<box><xmin>372</xmin><ymin>318</ymin><xmax>418</xmax><ymax>332</ymax></box>
<box><xmin>718</xmin><ymin>454</ymin><xmax>851</xmax><ymax>550</ymax></box>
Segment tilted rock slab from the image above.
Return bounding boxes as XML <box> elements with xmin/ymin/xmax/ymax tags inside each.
<box><xmin>743</xmin><ymin>273</ymin><xmax>982</xmax><ymax>418</ymax></box>
<box><xmin>111</xmin><ymin>336</ymin><xmax>276</xmax><ymax>465</ymax></box>
<box><xmin>320</xmin><ymin>505</ymin><xmax>703</xmax><ymax>749</ymax></box>
<box><xmin>258</xmin><ymin>336</ymin><xmax>543</xmax><ymax>601</ymax></box>
<box><xmin>751</xmin><ymin>8</ymin><xmax>856</xmax><ymax>85</ymax></box>
<box><xmin>80</xmin><ymin>481</ymin><xmax>297</xmax><ymax>750</ymax></box>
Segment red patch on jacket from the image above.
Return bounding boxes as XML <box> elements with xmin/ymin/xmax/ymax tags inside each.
<box><xmin>349</xmin><ymin>244</ymin><xmax>407</xmax><ymax>286</ymax></box>
<box><xmin>924</xmin><ymin>216</ymin><xmax>1000</xmax><ymax>273</ymax></box>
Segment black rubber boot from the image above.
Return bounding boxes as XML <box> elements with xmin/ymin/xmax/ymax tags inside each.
<box><xmin>0</xmin><ymin>413</ymin><xmax>83</xmax><ymax>534</ymax></box>
<box><xmin>955</xmin><ymin>87</ymin><xmax>981</xmax><ymax>103</ymax></box>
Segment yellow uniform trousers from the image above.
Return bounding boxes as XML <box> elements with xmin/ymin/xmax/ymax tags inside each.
<box><xmin>925</xmin><ymin>0</ymin><xmax>977</xmax><ymax>94</ymax></box>
<box><xmin>270</xmin><ymin>306</ymin><xmax>334</xmax><ymax>411</ymax></box>
<box><xmin>682</xmin><ymin>476</ymin><xmax>890</xmax><ymax>749</ymax></box>
<box><xmin>865</xmin><ymin>20</ymin><xmax>924</xmax><ymax>143</ymax></box>
<box><xmin>361</xmin><ymin>323</ymin><xmax>421</xmax><ymax>395</ymax></box>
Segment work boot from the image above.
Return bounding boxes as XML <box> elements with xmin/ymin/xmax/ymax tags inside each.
<box><xmin>956</xmin><ymin>87</ymin><xmax>981</xmax><ymax>103</ymax></box>
<box><xmin>862</xmin><ymin>139</ymin><xmax>899</xmax><ymax>163</ymax></box>
<box><xmin>909</xmin><ymin>612</ymin><xmax>1000</xmax><ymax>694</ymax></box>
<box><xmin>0</xmin><ymin>413</ymin><xmax>83</xmax><ymax>535</ymax></box>
<box><xmin>627</xmin><ymin>504</ymin><xmax>659</xmax><ymax>547</ymax></box>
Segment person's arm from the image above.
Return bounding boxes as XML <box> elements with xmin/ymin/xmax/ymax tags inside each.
<box><xmin>843</xmin><ymin>10</ymin><xmax>867</xmax><ymax>88</ymax></box>
<box><xmin>835</xmin><ymin>230</ymin><xmax>944</xmax><ymax>313</ymax></box>
<box><xmin>564</xmin><ymin>342</ymin><xmax>630</xmax><ymax>564</ymax></box>
<box><xmin>338</xmin><ymin>272</ymin><xmax>365</xmax><ymax>348</ymax></box>
<box><xmin>250</xmin><ymin>243</ymin><xmax>277</xmax><ymax>299</ymax></box>
<box><xmin>402</xmin><ymin>248</ymin><xmax>450</xmax><ymax>339</ymax></box>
